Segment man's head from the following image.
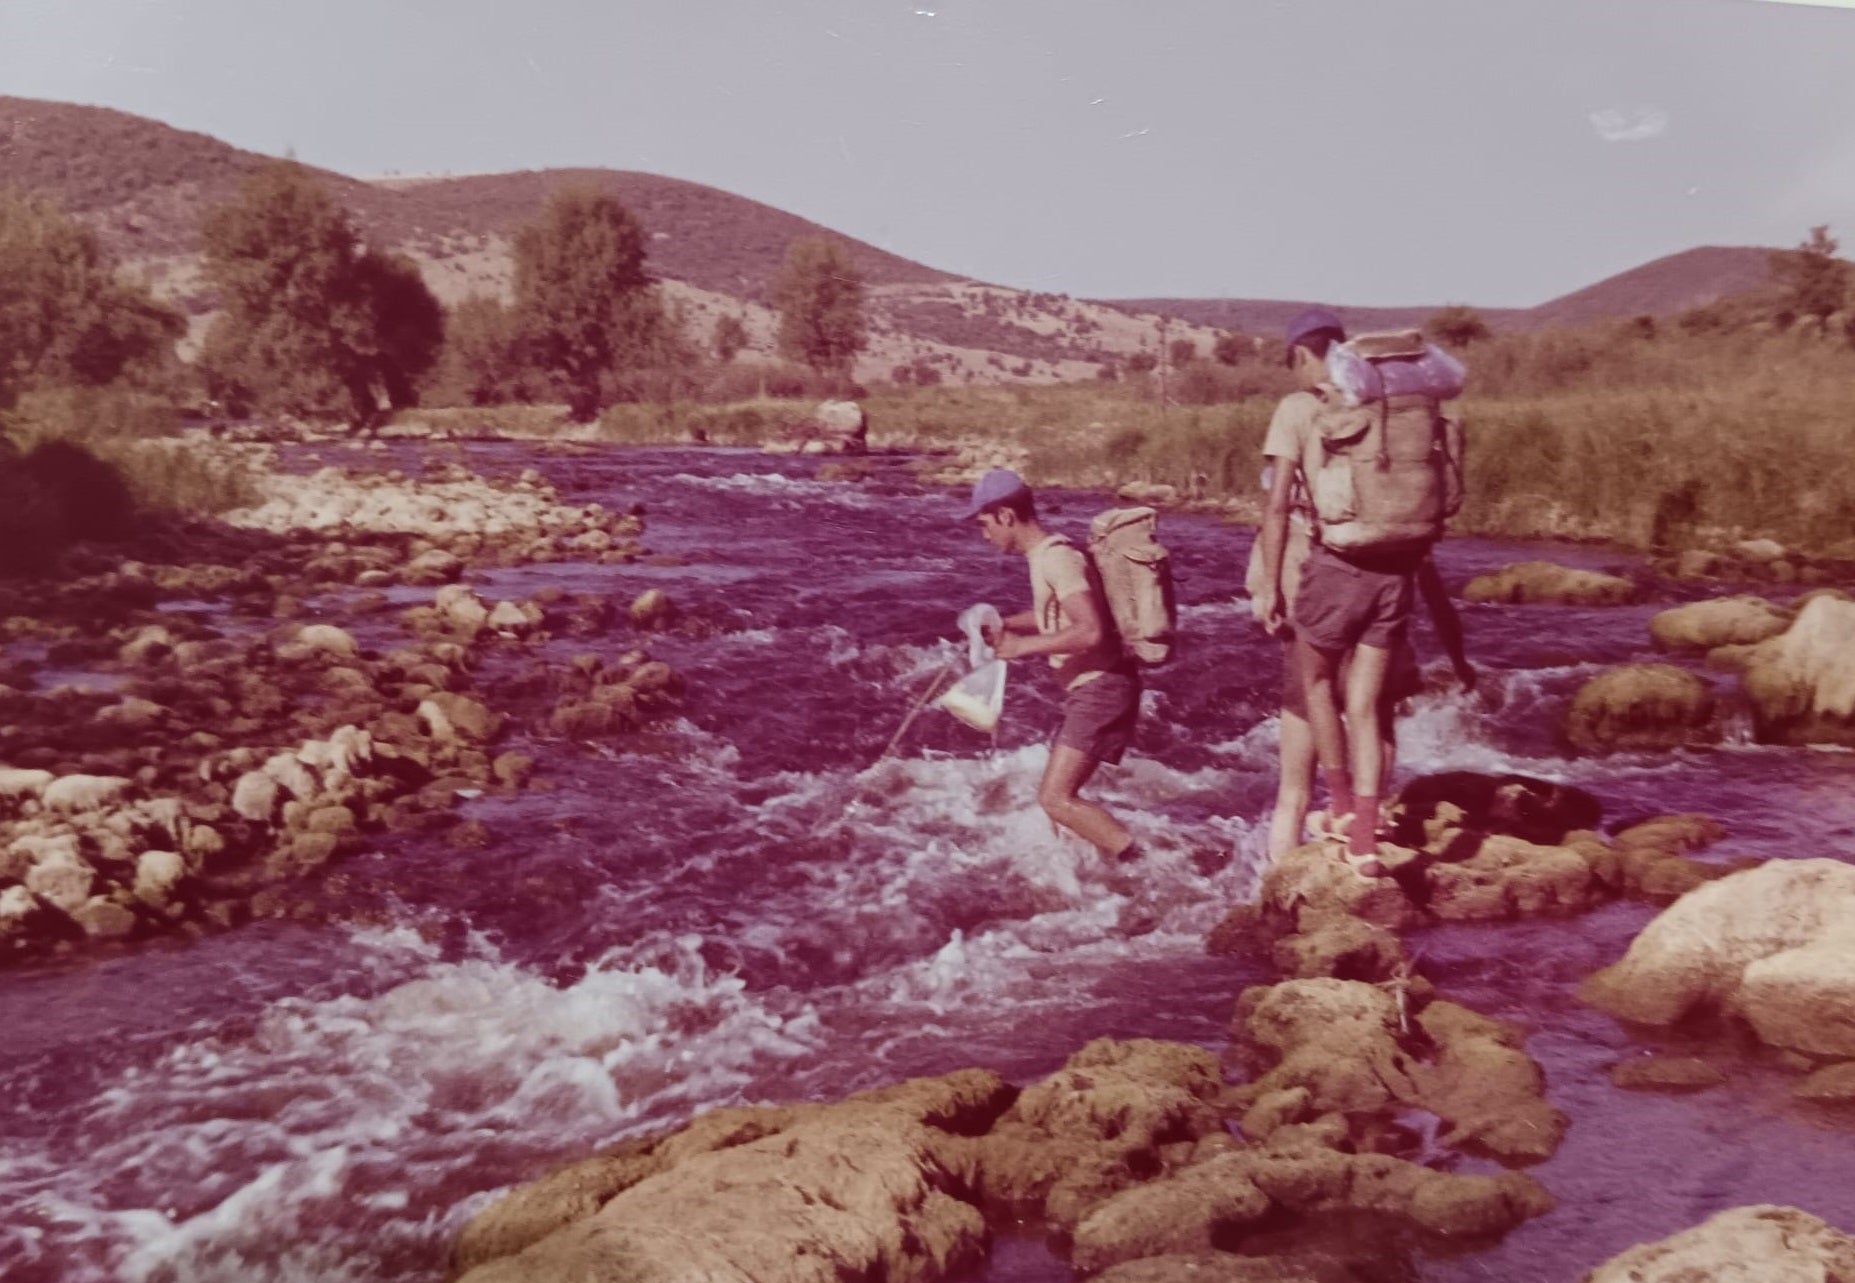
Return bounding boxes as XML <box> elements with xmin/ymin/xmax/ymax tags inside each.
<box><xmin>1284</xmin><ymin>307</ymin><xmax>1345</xmax><ymax>389</ymax></box>
<box><xmin>963</xmin><ymin>468</ymin><xmax>1038</xmax><ymax>553</ymax></box>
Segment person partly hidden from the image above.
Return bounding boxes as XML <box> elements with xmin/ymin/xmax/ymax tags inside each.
<box><xmin>1251</xmin><ymin>308</ymin><xmax>1474</xmax><ymax>874</ymax></box>
<box><xmin>963</xmin><ymin>469</ymin><xmax>1145</xmax><ymax>865</ymax></box>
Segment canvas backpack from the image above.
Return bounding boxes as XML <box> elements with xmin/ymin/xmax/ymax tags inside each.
<box><xmin>1087</xmin><ymin>506</ymin><xmax>1177</xmax><ymax>666</ymax></box>
<box><xmin>1309</xmin><ymin>330</ymin><xmax>1466</xmax><ymax>555</ymax></box>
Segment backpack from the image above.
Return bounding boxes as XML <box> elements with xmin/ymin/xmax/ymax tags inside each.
<box><xmin>1309</xmin><ymin>330</ymin><xmax>1466</xmax><ymax>555</ymax></box>
<box><xmin>1087</xmin><ymin>506</ymin><xmax>1177</xmax><ymax>665</ymax></box>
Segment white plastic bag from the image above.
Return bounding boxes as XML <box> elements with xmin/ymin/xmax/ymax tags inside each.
<box><xmin>938</xmin><ymin>658</ymin><xmax>1006</xmax><ymax>733</ymax></box>
<box><xmin>957</xmin><ymin>603</ymin><xmax>1002</xmax><ymax>668</ymax></box>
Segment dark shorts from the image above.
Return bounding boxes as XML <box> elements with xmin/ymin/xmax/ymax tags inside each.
<box><xmin>1053</xmin><ymin>668</ymin><xmax>1141</xmax><ymax>766</ymax></box>
<box><xmin>1293</xmin><ymin>543</ymin><xmax>1423</xmax><ymax>654</ymax></box>
<box><xmin>1280</xmin><ymin>629</ymin><xmax>1423</xmax><ymax>722</ymax></box>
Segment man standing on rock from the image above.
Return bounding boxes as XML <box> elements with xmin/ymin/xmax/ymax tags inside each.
<box><xmin>965</xmin><ymin>470</ymin><xmax>1143</xmax><ymax>864</ymax></box>
<box><xmin>1252</xmin><ymin>309</ymin><xmax>1470</xmax><ymax>871</ymax></box>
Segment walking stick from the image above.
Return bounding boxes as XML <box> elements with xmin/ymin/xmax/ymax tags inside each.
<box><xmin>870</xmin><ymin>659</ymin><xmax>959</xmax><ymax>769</ymax></box>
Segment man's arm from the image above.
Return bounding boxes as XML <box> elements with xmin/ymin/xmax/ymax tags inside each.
<box><xmin>995</xmin><ymin>591</ymin><xmax>1102</xmax><ymax>660</ymax></box>
<box><xmin>1256</xmin><ymin>458</ymin><xmax>1297</xmax><ymax>635</ymax></box>
<box><xmin>1416</xmin><ymin>558</ymin><xmax>1475</xmax><ymax>690</ymax></box>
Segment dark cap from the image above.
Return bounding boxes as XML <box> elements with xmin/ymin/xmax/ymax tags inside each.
<box><xmin>1283</xmin><ymin>307</ymin><xmax>1345</xmax><ymax>365</ymax></box>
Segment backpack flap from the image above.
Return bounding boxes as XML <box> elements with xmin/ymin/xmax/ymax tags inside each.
<box><xmin>1088</xmin><ymin>506</ymin><xmax>1176</xmax><ymax>665</ymax></box>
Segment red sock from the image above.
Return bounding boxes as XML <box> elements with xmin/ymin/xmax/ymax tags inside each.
<box><xmin>1350</xmin><ymin>795</ymin><xmax>1381</xmax><ymax>857</ymax></box>
<box><xmin>1323</xmin><ymin>770</ymin><xmax>1355</xmax><ymax>824</ymax></box>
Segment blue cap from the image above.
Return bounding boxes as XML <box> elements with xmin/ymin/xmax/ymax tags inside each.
<box><xmin>961</xmin><ymin>468</ymin><xmax>1030</xmax><ymax>518</ymax></box>
<box><xmin>1284</xmin><ymin>307</ymin><xmax>1345</xmax><ymax>354</ymax></box>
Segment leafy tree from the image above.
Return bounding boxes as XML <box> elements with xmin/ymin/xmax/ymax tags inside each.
<box><xmin>1426</xmin><ymin>304</ymin><xmax>1490</xmax><ymax>348</ymax></box>
<box><xmin>712</xmin><ymin>313</ymin><xmax>749</xmax><ymax>363</ymax></box>
<box><xmin>512</xmin><ymin>185</ymin><xmax>668</xmax><ymax>419</ymax></box>
<box><xmin>0</xmin><ymin>191</ymin><xmax>182</xmax><ymax>410</ymax></box>
<box><xmin>1770</xmin><ymin>225</ymin><xmax>1850</xmax><ymax>324</ymax></box>
<box><xmin>1126</xmin><ymin>351</ymin><xmax>1157</xmax><ymax>375</ymax></box>
<box><xmin>425</xmin><ymin>295</ymin><xmax>532</xmax><ymax>406</ymax></box>
<box><xmin>1168</xmin><ymin>338</ymin><xmax>1198</xmax><ymax>368</ymax></box>
<box><xmin>773</xmin><ymin>237</ymin><xmax>867</xmax><ymax>377</ymax></box>
<box><xmin>199</xmin><ymin>164</ymin><xmax>442</xmax><ymax>422</ymax></box>
<box><xmin>1212</xmin><ymin>331</ymin><xmax>1251</xmax><ymax>366</ymax></box>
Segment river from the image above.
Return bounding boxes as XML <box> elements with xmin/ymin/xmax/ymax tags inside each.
<box><xmin>2</xmin><ymin>444</ymin><xmax>1852</xmax><ymax>1282</ymax></box>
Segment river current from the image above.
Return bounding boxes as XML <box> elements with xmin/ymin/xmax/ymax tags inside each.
<box><xmin>3</xmin><ymin>444</ymin><xmax>1853</xmax><ymax>1282</ymax></box>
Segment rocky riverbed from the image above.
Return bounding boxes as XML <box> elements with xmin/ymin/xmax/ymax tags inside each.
<box><xmin>1</xmin><ymin>438</ymin><xmax>1853</xmax><ymax>1283</ymax></box>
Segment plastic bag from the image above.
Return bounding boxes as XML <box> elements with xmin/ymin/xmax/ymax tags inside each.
<box><xmin>938</xmin><ymin>658</ymin><xmax>1006</xmax><ymax>733</ymax></box>
<box><xmin>957</xmin><ymin>603</ymin><xmax>1002</xmax><ymax>668</ymax></box>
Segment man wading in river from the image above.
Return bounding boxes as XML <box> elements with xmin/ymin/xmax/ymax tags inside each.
<box><xmin>965</xmin><ymin>470</ymin><xmax>1144</xmax><ymax>864</ymax></box>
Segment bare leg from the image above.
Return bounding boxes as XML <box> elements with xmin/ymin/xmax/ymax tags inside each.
<box><xmin>1038</xmin><ymin>744</ymin><xmax>1134</xmax><ymax>858</ymax></box>
<box><xmin>1295</xmin><ymin>636</ymin><xmax>1354</xmax><ymax>820</ymax></box>
<box><xmin>1269</xmin><ymin>710</ymin><xmax>1315</xmax><ymax>861</ymax></box>
<box><xmin>1344</xmin><ymin>644</ymin><xmax>1393</xmax><ymax>798</ymax></box>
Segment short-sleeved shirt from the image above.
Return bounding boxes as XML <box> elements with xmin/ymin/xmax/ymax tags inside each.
<box><xmin>1027</xmin><ymin>534</ymin><xmax>1118</xmax><ymax>691</ymax></box>
<box><xmin>1245</xmin><ymin>390</ymin><xmax>1322</xmax><ymax>615</ymax></box>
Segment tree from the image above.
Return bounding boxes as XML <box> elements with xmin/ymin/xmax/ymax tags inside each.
<box><xmin>1126</xmin><ymin>351</ymin><xmax>1157</xmax><ymax>375</ymax></box>
<box><xmin>512</xmin><ymin>185</ymin><xmax>670</xmax><ymax>419</ymax></box>
<box><xmin>1212</xmin><ymin>331</ymin><xmax>1251</xmax><ymax>366</ymax></box>
<box><xmin>712</xmin><ymin>313</ymin><xmax>749</xmax><ymax>363</ymax></box>
<box><xmin>773</xmin><ymin>237</ymin><xmax>867</xmax><ymax>377</ymax></box>
<box><xmin>0</xmin><ymin>191</ymin><xmax>182</xmax><ymax>410</ymax></box>
<box><xmin>1770</xmin><ymin>225</ymin><xmax>1850</xmax><ymax>324</ymax></box>
<box><xmin>199</xmin><ymin>164</ymin><xmax>442</xmax><ymax>422</ymax></box>
<box><xmin>1426</xmin><ymin>304</ymin><xmax>1491</xmax><ymax>348</ymax></box>
<box><xmin>1168</xmin><ymin>338</ymin><xmax>1198</xmax><ymax>368</ymax></box>
<box><xmin>425</xmin><ymin>295</ymin><xmax>531</xmax><ymax>406</ymax></box>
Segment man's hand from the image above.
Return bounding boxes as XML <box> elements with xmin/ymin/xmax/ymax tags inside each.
<box><xmin>994</xmin><ymin>631</ymin><xmax>1031</xmax><ymax>661</ymax></box>
<box><xmin>1258</xmin><ymin>586</ymin><xmax>1285</xmax><ymax>637</ymax></box>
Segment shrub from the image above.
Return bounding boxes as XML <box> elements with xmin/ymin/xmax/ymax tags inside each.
<box><xmin>773</xmin><ymin>237</ymin><xmax>868</xmax><ymax>376</ymax></box>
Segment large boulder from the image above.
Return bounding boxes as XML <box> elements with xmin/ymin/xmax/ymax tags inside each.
<box><xmin>1582</xmin><ymin>858</ymin><xmax>1855</xmax><ymax>1057</ymax></box>
<box><xmin>1563</xmin><ymin>664</ymin><xmax>1716</xmax><ymax>752</ymax></box>
<box><xmin>455</xmin><ymin>1069</ymin><xmax>1010</xmax><ymax>1283</ymax></box>
<box><xmin>1463</xmin><ymin>562</ymin><xmax>1640</xmax><ymax>606</ymax></box>
<box><xmin>1587</xmin><ymin>1206</ymin><xmax>1855</xmax><ymax>1283</ymax></box>
<box><xmin>1741</xmin><ymin>595</ymin><xmax>1855</xmax><ymax>746</ymax></box>
<box><xmin>1649</xmin><ymin>595</ymin><xmax>1790</xmax><ymax>651</ymax></box>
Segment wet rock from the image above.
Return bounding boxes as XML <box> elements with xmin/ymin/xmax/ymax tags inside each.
<box><xmin>288</xmin><ymin>624</ymin><xmax>360</xmax><ymax>661</ymax></box>
<box><xmin>1091</xmin><ymin>1254</ymin><xmax>1357</xmax><ymax>1283</ymax></box>
<box><xmin>71</xmin><ymin>896</ymin><xmax>137</xmax><ymax>940</ymax></box>
<box><xmin>492</xmin><ymin>752</ymin><xmax>534</xmax><ymax>787</ymax></box>
<box><xmin>1733</xmin><ymin>538</ymin><xmax>1788</xmax><ymax>563</ymax></box>
<box><xmin>133</xmin><ymin>849</ymin><xmax>186</xmax><ymax>906</ymax></box>
<box><xmin>1563</xmin><ymin>664</ymin><xmax>1716</xmax><ymax>752</ymax></box>
<box><xmin>231</xmin><ymin>771</ymin><xmax>281</xmax><ymax>823</ymax></box>
<box><xmin>119</xmin><ymin>624</ymin><xmax>177</xmax><ymax>665</ymax></box>
<box><xmin>0</xmin><ymin>768</ymin><xmax>54</xmax><ymax>802</ymax></box>
<box><xmin>1741</xmin><ymin>595</ymin><xmax>1855</xmax><ymax>747</ymax></box>
<box><xmin>1408</xmin><ymin>1001</ymin><xmax>1567</xmax><ymax>1162</ymax></box>
<box><xmin>1271</xmin><ymin>915</ymin><xmax>1405</xmax><ymax>982</ymax></box>
<box><xmin>1672</xmin><ymin>548</ymin><xmax>1723</xmax><ymax>580</ymax></box>
<box><xmin>434</xmin><ymin>584</ymin><xmax>490</xmax><ymax>637</ymax></box>
<box><xmin>1583</xmin><ymin>858</ymin><xmax>1855</xmax><ymax>1057</ymax></box>
<box><xmin>405</xmin><ymin>548</ymin><xmax>464</xmax><ymax>585</ymax></box>
<box><xmin>968</xmin><ymin>1039</ymin><xmax>1229</xmax><ymax>1229</ymax></box>
<box><xmin>1588</xmin><ymin>1205</ymin><xmax>1855</xmax><ymax>1282</ymax></box>
<box><xmin>1607</xmin><ymin>1055</ymin><xmax>1723</xmax><ymax>1092</ymax></box>
<box><xmin>418</xmin><ymin>692</ymin><xmax>502</xmax><ymax>746</ymax></box>
<box><xmin>486</xmin><ymin>600</ymin><xmax>538</xmax><ymax>635</ymax></box>
<box><xmin>629</xmin><ymin>588</ymin><xmax>677</xmax><ymax>631</ymax></box>
<box><xmin>1232</xmin><ymin>980</ymin><xmax>1413</xmax><ymax>1117</ymax></box>
<box><xmin>40</xmin><ymin>774</ymin><xmax>133</xmax><ymax>813</ymax></box>
<box><xmin>1462</xmin><ymin>562</ymin><xmax>1640</xmax><ymax>606</ymax></box>
<box><xmin>0</xmin><ymin>884</ymin><xmax>37</xmax><ymax>937</ymax></box>
<box><xmin>1425</xmin><ymin>834</ymin><xmax>1600</xmax><ymax>921</ymax></box>
<box><xmin>1650</xmin><ymin>595</ymin><xmax>1790</xmax><ymax>651</ymax></box>
<box><xmin>454</xmin><ymin>1070</ymin><xmax>1005</xmax><ymax>1283</ymax></box>
<box><xmin>26</xmin><ymin>852</ymin><xmax>94</xmax><ymax>912</ymax></box>
<box><xmin>1793</xmin><ymin>1062</ymin><xmax>1855</xmax><ymax>1102</ymax></box>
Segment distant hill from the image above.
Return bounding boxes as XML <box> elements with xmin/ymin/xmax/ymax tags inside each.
<box><xmin>1111</xmin><ymin>246</ymin><xmax>1780</xmax><ymax>336</ymax></box>
<box><xmin>0</xmin><ymin>95</ymin><xmax>1798</xmax><ymax>383</ymax></box>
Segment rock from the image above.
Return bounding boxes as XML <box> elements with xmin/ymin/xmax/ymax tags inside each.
<box><xmin>1564</xmin><ymin>664</ymin><xmax>1716</xmax><ymax>752</ymax></box>
<box><xmin>231</xmin><ymin>771</ymin><xmax>282</xmax><ymax>823</ymax></box>
<box><xmin>1091</xmin><ymin>1254</ymin><xmax>1359</xmax><ymax>1283</ymax></box>
<box><xmin>1425</xmin><ymin>834</ymin><xmax>1600</xmax><ymax>921</ymax></box>
<box><xmin>1583</xmin><ymin>858</ymin><xmax>1855</xmax><ymax>1057</ymax></box>
<box><xmin>492</xmin><ymin>753</ymin><xmax>535</xmax><ymax>787</ymax></box>
<box><xmin>1116</xmin><ymin>482</ymin><xmax>1179</xmax><ymax>505</ymax></box>
<box><xmin>134</xmin><ymin>849</ymin><xmax>186</xmax><ymax>905</ymax></box>
<box><xmin>1733</xmin><ymin>538</ymin><xmax>1788</xmax><ymax>563</ymax></box>
<box><xmin>0</xmin><ymin>884</ymin><xmax>37</xmax><ymax>937</ymax></box>
<box><xmin>1233</xmin><ymin>980</ymin><xmax>1413</xmax><ymax>1117</ymax></box>
<box><xmin>1462</xmin><ymin>562</ymin><xmax>1640</xmax><ymax>606</ymax></box>
<box><xmin>629</xmin><ymin>589</ymin><xmax>677</xmax><ymax>631</ymax></box>
<box><xmin>41</xmin><ymin>774</ymin><xmax>132</xmax><ymax>813</ymax></box>
<box><xmin>1650</xmin><ymin>595</ymin><xmax>1790</xmax><ymax>650</ymax></box>
<box><xmin>1741</xmin><ymin>596</ymin><xmax>1855</xmax><ymax>747</ymax></box>
<box><xmin>26</xmin><ymin>854</ymin><xmax>94</xmax><ymax>912</ymax></box>
<box><xmin>404</xmin><ymin>548</ymin><xmax>464</xmax><ymax>585</ymax></box>
<box><xmin>1588</xmin><ymin>1206</ymin><xmax>1855</xmax><ymax>1283</ymax></box>
<box><xmin>0</xmin><ymin>768</ymin><xmax>54</xmax><ymax>800</ymax></box>
<box><xmin>1408</xmin><ymin>1001</ymin><xmax>1567</xmax><ymax>1162</ymax></box>
<box><xmin>71</xmin><ymin>896</ymin><xmax>137</xmax><ymax>940</ymax></box>
<box><xmin>290</xmin><ymin>624</ymin><xmax>360</xmax><ymax>660</ymax></box>
<box><xmin>1607</xmin><ymin>1055</ymin><xmax>1724</xmax><ymax>1091</ymax></box>
<box><xmin>1271</xmin><ymin>915</ymin><xmax>1405</xmax><ymax>981</ymax></box>
<box><xmin>1672</xmin><ymin>549</ymin><xmax>1722</xmax><ymax>580</ymax></box>
<box><xmin>419</xmin><ymin>692</ymin><xmax>503</xmax><ymax>746</ymax></box>
<box><xmin>1793</xmin><ymin>1062</ymin><xmax>1855</xmax><ymax>1102</ymax></box>
<box><xmin>486</xmin><ymin>600</ymin><xmax>536</xmax><ymax>635</ymax></box>
<box><xmin>454</xmin><ymin>1070</ymin><xmax>1003</xmax><ymax>1283</ymax></box>
<box><xmin>435</xmin><ymin>584</ymin><xmax>490</xmax><ymax>637</ymax></box>
<box><xmin>119</xmin><ymin>624</ymin><xmax>176</xmax><ymax>665</ymax></box>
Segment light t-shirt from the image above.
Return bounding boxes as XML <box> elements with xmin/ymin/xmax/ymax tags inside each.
<box><xmin>1027</xmin><ymin>534</ymin><xmax>1117</xmax><ymax>691</ymax></box>
<box><xmin>1245</xmin><ymin>390</ymin><xmax>1321</xmax><ymax>614</ymax></box>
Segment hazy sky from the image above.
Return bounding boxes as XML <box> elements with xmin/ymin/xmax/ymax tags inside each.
<box><xmin>4</xmin><ymin>0</ymin><xmax>1853</xmax><ymax>305</ymax></box>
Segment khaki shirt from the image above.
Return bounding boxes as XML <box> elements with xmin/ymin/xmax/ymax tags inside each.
<box><xmin>1245</xmin><ymin>390</ymin><xmax>1321</xmax><ymax>616</ymax></box>
<box><xmin>1028</xmin><ymin>534</ymin><xmax>1117</xmax><ymax>690</ymax></box>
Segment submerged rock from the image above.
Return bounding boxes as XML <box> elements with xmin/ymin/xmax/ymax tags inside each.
<box><xmin>1563</xmin><ymin>664</ymin><xmax>1716</xmax><ymax>752</ymax></box>
<box><xmin>1649</xmin><ymin>595</ymin><xmax>1790</xmax><ymax>651</ymax></box>
<box><xmin>1587</xmin><ymin>1205</ymin><xmax>1855</xmax><ymax>1282</ymax></box>
<box><xmin>1462</xmin><ymin>562</ymin><xmax>1639</xmax><ymax>606</ymax></box>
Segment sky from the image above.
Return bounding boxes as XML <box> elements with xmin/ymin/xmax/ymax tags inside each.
<box><xmin>3</xmin><ymin>0</ymin><xmax>1854</xmax><ymax>307</ymax></box>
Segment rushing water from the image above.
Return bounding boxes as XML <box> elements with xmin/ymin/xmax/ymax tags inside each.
<box><xmin>2</xmin><ymin>444</ymin><xmax>1853</xmax><ymax>1283</ymax></box>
